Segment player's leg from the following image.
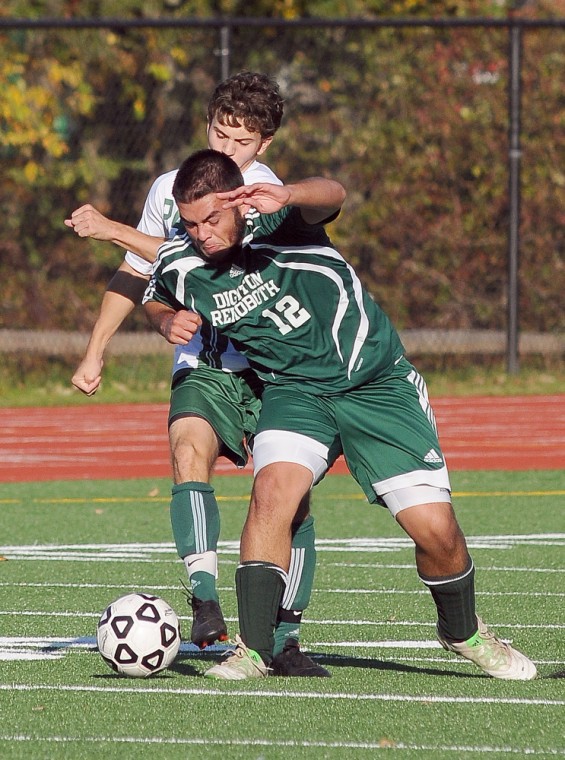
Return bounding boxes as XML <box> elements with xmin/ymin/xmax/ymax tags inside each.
<box><xmin>169</xmin><ymin>414</ymin><xmax>227</xmax><ymax>649</ymax></box>
<box><xmin>205</xmin><ymin>389</ymin><xmax>339</xmax><ymax>679</ymax></box>
<box><xmin>169</xmin><ymin>415</ymin><xmax>221</xmax><ymax>597</ymax></box>
<box><xmin>338</xmin><ymin>360</ymin><xmax>536</xmax><ymax>680</ymax></box>
<box><xmin>393</xmin><ymin>497</ymin><xmax>477</xmax><ymax>641</ymax></box>
<box><xmin>168</xmin><ymin>367</ymin><xmax>261</xmax><ymax>648</ymax></box>
<box><xmin>239</xmin><ymin>461</ymin><xmax>313</xmax><ymax>645</ymax></box>
<box><xmin>273</xmin><ymin>496</ymin><xmax>316</xmax><ymax>656</ymax></box>
<box><xmin>243</xmin><ymin>399</ymin><xmax>338</xmax><ymax>673</ymax></box>
<box><xmin>391</xmin><ymin>495</ymin><xmax>535</xmax><ymax>679</ymax></box>
<box><xmin>204</xmin><ymin>460</ymin><xmax>314</xmax><ymax>680</ymax></box>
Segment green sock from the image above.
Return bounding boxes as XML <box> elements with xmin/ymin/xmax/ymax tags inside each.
<box><xmin>274</xmin><ymin>514</ymin><xmax>316</xmax><ymax>656</ymax></box>
<box><xmin>170</xmin><ymin>481</ymin><xmax>220</xmax><ymax>602</ymax></box>
<box><xmin>236</xmin><ymin>561</ymin><xmax>286</xmax><ymax>664</ymax></box>
<box><xmin>188</xmin><ymin>570</ymin><xmax>217</xmax><ymax>602</ymax></box>
<box><xmin>273</xmin><ymin>614</ymin><xmax>303</xmax><ymax>657</ymax></box>
<box><xmin>420</xmin><ymin>557</ymin><xmax>476</xmax><ymax>641</ymax></box>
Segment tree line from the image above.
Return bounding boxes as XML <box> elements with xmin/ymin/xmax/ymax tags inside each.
<box><xmin>1</xmin><ymin>0</ymin><xmax>563</xmax><ymax>339</ymax></box>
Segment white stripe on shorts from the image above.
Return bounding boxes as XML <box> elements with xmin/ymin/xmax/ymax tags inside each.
<box><xmin>373</xmin><ymin>465</ymin><xmax>451</xmax><ymax>498</ymax></box>
<box><xmin>406</xmin><ymin>368</ymin><xmax>438</xmax><ymax>433</ymax></box>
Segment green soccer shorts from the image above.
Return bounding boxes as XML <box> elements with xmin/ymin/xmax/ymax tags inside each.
<box><xmin>253</xmin><ymin>357</ymin><xmax>451</xmax><ymax>503</ymax></box>
<box><xmin>169</xmin><ymin>366</ymin><xmax>263</xmax><ymax>468</ymax></box>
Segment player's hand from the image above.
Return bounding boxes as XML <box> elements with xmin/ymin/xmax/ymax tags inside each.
<box><xmin>160</xmin><ymin>310</ymin><xmax>202</xmax><ymax>345</ymax></box>
<box><xmin>217</xmin><ymin>183</ymin><xmax>292</xmax><ymax>214</ymax></box>
<box><xmin>72</xmin><ymin>355</ymin><xmax>103</xmax><ymax>396</ymax></box>
<box><xmin>64</xmin><ymin>204</ymin><xmax>115</xmax><ymax>241</ymax></box>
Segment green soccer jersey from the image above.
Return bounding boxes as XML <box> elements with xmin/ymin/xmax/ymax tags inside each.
<box><xmin>146</xmin><ymin>207</ymin><xmax>405</xmax><ymax>394</ymax></box>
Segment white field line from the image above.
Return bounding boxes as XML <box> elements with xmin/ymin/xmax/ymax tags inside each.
<box><xmin>0</xmin><ymin>636</ymin><xmax>561</xmax><ymax>667</ymax></box>
<box><xmin>1</xmin><ymin>581</ymin><xmax>564</xmax><ymax>599</ymax></box>
<box><xmin>0</xmin><ymin>581</ymin><xmax>185</xmax><ymax>591</ymax></box>
<box><xmin>1</xmin><ymin>734</ymin><xmax>564</xmax><ymax>755</ymax></box>
<box><xmin>0</xmin><ymin>636</ymin><xmax>562</xmax><ymax>669</ymax></box>
<box><xmin>0</xmin><ymin>635</ymin><xmax>559</xmax><ymax>658</ymax></box>
<box><xmin>1</xmin><ymin>534</ymin><xmax>565</xmax><ymax>562</ymax></box>
<box><xmin>1</xmin><ymin>651</ymin><xmax>562</xmax><ymax>668</ymax></box>
<box><xmin>1</xmin><ymin>683</ymin><xmax>564</xmax><ymax>708</ymax></box>
<box><xmin>1</xmin><ymin>610</ymin><xmax>563</xmax><ymax>631</ymax></box>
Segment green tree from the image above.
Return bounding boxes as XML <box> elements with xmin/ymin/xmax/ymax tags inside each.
<box><xmin>0</xmin><ymin>0</ymin><xmax>563</xmax><ymax>342</ymax></box>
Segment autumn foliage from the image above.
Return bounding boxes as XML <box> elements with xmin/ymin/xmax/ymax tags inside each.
<box><xmin>0</xmin><ymin>2</ymin><xmax>563</xmax><ymax>341</ymax></box>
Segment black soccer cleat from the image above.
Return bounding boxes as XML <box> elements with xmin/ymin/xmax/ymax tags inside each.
<box><xmin>189</xmin><ymin>595</ymin><xmax>229</xmax><ymax>649</ymax></box>
<box><xmin>271</xmin><ymin>638</ymin><xmax>331</xmax><ymax>677</ymax></box>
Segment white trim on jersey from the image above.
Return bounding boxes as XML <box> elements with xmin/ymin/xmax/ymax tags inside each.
<box><xmin>254</xmin><ymin>244</ymin><xmax>370</xmax><ymax>380</ymax></box>
<box><xmin>162</xmin><ymin>255</ymin><xmax>206</xmax><ymax>306</ymax></box>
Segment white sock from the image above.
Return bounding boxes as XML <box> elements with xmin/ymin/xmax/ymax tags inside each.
<box><xmin>183</xmin><ymin>550</ymin><xmax>218</xmax><ymax>580</ymax></box>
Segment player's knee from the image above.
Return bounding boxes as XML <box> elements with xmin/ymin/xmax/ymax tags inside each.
<box><xmin>389</xmin><ymin>490</ymin><xmax>466</xmax><ymax>555</ymax></box>
<box><xmin>170</xmin><ymin>435</ymin><xmax>214</xmax><ymax>481</ymax></box>
<box><xmin>427</xmin><ymin>518</ymin><xmax>466</xmax><ymax>559</ymax></box>
<box><xmin>252</xmin><ymin>463</ymin><xmax>311</xmax><ymax>519</ymax></box>
<box><xmin>169</xmin><ymin>417</ymin><xmax>220</xmax><ymax>482</ymax></box>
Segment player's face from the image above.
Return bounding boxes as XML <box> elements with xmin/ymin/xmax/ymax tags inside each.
<box><xmin>207</xmin><ymin>116</ymin><xmax>272</xmax><ymax>173</ymax></box>
<box><xmin>178</xmin><ymin>194</ymin><xmax>246</xmax><ymax>264</ymax></box>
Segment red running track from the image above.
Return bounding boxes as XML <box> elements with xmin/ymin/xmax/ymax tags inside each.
<box><xmin>0</xmin><ymin>395</ymin><xmax>564</xmax><ymax>483</ymax></box>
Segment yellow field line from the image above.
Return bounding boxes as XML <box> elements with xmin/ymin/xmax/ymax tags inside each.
<box><xmin>0</xmin><ymin>489</ymin><xmax>564</xmax><ymax>505</ymax></box>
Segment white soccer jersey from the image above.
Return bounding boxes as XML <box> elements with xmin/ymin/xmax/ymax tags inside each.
<box><xmin>125</xmin><ymin>160</ymin><xmax>282</xmax><ymax>374</ymax></box>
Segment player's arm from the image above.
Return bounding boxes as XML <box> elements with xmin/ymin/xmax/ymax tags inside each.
<box><xmin>218</xmin><ymin>177</ymin><xmax>346</xmax><ymax>224</ymax></box>
<box><xmin>65</xmin><ymin>204</ymin><xmax>165</xmax><ymax>263</ymax></box>
<box><xmin>144</xmin><ymin>300</ymin><xmax>202</xmax><ymax>346</ymax></box>
<box><xmin>71</xmin><ymin>261</ymin><xmax>149</xmax><ymax>395</ymax></box>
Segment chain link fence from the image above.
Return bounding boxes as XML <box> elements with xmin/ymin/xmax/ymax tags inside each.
<box><xmin>1</xmin><ymin>16</ymin><xmax>563</xmax><ymax>378</ymax></box>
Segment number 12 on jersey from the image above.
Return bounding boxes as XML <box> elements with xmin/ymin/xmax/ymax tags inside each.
<box><xmin>262</xmin><ymin>295</ymin><xmax>311</xmax><ymax>335</ymax></box>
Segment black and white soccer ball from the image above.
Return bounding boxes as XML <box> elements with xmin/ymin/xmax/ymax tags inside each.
<box><xmin>96</xmin><ymin>592</ymin><xmax>181</xmax><ymax>678</ymax></box>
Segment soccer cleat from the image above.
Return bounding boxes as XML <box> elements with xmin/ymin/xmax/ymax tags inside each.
<box><xmin>437</xmin><ymin>616</ymin><xmax>537</xmax><ymax>680</ymax></box>
<box><xmin>271</xmin><ymin>638</ymin><xmax>331</xmax><ymax>677</ymax></box>
<box><xmin>188</xmin><ymin>594</ymin><xmax>228</xmax><ymax>649</ymax></box>
<box><xmin>204</xmin><ymin>634</ymin><xmax>269</xmax><ymax>680</ymax></box>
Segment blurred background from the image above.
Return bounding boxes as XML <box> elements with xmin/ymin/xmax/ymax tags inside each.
<box><xmin>1</xmin><ymin>0</ymin><xmax>563</xmax><ymax>402</ymax></box>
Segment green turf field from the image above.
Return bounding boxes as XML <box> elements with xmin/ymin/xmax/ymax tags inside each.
<box><xmin>1</xmin><ymin>471</ymin><xmax>564</xmax><ymax>759</ymax></box>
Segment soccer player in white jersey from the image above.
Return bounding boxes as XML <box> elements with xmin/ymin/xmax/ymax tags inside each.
<box><xmin>66</xmin><ymin>72</ymin><xmax>335</xmax><ymax>676</ymax></box>
<box><xmin>144</xmin><ymin>149</ymin><xmax>537</xmax><ymax>682</ymax></box>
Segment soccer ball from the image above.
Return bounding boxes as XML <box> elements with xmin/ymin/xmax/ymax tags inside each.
<box><xmin>97</xmin><ymin>592</ymin><xmax>181</xmax><ymax>678</ymax></box>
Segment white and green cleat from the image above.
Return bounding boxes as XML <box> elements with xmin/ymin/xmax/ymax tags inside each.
<box><xmin>437</xmin><ymin>616</ymin><xmax>537</xmax><ymax>680</ymax></box>
<box><xmin>204</xmin><ymin>634</ymin><xmax>269</xmax><ymax>680</ymax></box>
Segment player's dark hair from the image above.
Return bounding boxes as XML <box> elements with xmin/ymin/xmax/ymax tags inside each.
<box><xmin>173</xmin><ymin>149</ymin><xmax>244</xmax><ymax>204</ymax></box>
<box><xmin>207</xmin><ymin>70</ymin><xmax>284</xmax><ymax>138</ymax></box>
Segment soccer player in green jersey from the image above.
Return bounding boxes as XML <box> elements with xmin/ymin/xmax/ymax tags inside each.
<box><xmin>66</xmin><ymin>73</ymin><xmax>339</xmax><ymax>675</ymax></box>
<box><xmin>144</xmin><ymin>149</ymin><xmax>537</xmax><ymax>681</ymax></box>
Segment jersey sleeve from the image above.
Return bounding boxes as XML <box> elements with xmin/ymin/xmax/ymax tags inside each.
<box><xmin>243</xmin><ymin>161</ymin><xmax>283</xmax><ymax>186</ymax></box>
<box><xmin>253</xmin><ymin>206</ymin><xmax>335</xmax><ymax>247</ymax></box>
<box><xmin>124</xmin><ymin>171</ymin><xmax>178</xmax><ymax>275</ymax></box>
<box><xmin>143</xmin><ymin>264</ymin><xmax>182</xmax><ymax>311</ymax></box>
<box><xmin>142</xmin><ymin>234</ymin><xmax>194</xmax><ymax>312</ymax></box>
